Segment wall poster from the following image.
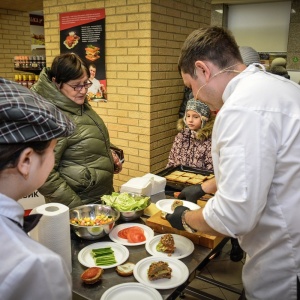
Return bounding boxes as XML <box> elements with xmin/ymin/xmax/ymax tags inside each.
<box><xmin>30</xmin><ymin>14</ymin><xmax>45</xmax><ymax>51</ymax></box>
<box><xmin>59</xmin><ymin>9</ymin><xmax>107</xmax><ymax>102</ymax></box>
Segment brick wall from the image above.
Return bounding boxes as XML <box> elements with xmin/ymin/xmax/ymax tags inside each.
<box><xmin>1</xmin><ymin>0</ymin><xmax>211</xmax><ymax>192</ymax></box>
<box><xmin>0</xmin><ymin>9</ymin><xmax>31</xmax><ymax>80</ymax></box>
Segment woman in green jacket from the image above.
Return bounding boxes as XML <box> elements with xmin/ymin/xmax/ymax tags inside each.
<box><xmin>31</xmin><ymin>53</ymin><xmax>122</xmax><ymax>208</ymax></box>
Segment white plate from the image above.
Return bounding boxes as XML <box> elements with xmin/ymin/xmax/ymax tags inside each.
<box><xmin>133</xmin><ymin>256</ymin><xmax>189</xmax><ymax>289</ymax></box>
<box><xmin>145</xmin><ymin>234</ymin><xmax>194</xmax><ymax>259</ymax></box>
<box><xmin>109</xmin><ymin>223</ymin><xmax>154</xmax><ymax>246</ymax></box>
<box><xmin>78</xmin><ymin>242</ymin><xmax>129</xmax><ymax>269</ymax></box>
<box><xmin>156</xmin><ymin>199</ymin><xmax>200</xmax><ymax>214</ymax></box>
<box><xmin>100</xmin><ymin>282</ymin><xmax>162</xmax><ymax>300</ymax></box>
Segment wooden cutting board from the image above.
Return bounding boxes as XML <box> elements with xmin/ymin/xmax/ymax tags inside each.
<box><xmin>146</xmin><ymin>211</ymin><xmax>222</xmax><ymax>249</ymax></box>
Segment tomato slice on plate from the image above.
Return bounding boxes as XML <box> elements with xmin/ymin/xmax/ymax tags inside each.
<box><xmin>127</xmin><ymin>230</ymin><xmax>146</xmax><ymax>243</ymax></box>
<box><xmin>117</xmin><ymin>228</ymin><xmax>128</xmax><ymax>239</ymax></box>
<box><xmin>117</xmin><ymin>226</ymin><xmax>144</xmax><ymax>240</ymax></box>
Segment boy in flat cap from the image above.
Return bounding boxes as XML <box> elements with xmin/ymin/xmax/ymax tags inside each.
<box><xmin>0</xmin><ymin>78</ymin><xmax>74</xmax><ymax>300</ymax></box>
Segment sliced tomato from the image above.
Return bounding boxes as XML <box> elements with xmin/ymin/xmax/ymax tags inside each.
<box><xmin>127</xmin><ymin>230</ymin><xmax>146</xmax><ymax>243</ymax></box>
<box><xmin>117</xmin><ymin>228</ymin><xmax>130</xmax><ymax>239</ymax></box>
<box><xmin>117</xmin><ymin>226</ymin><xmax>144</xmax><ymax>239</ymax></box>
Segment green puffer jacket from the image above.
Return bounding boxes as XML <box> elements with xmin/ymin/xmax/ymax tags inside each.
<box><xmin>31</xmin><ymin>67</ymin><xmax>114</xmax><ymax>208</ymax></box>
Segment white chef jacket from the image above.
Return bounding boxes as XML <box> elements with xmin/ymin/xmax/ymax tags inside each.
<box><xmin>0</xmin><ymin>193</ymin><xmax>72</xmax><ymax>300</ymax></box>
<box><xmin>203</xmin><ymin>65</ymin><xmax>300</xmax><ymax>300</ymax></box>
<box><xmin>88</xmin><ymin>77</ymin><xmax>102</xmax><ymax>95</ymax></box>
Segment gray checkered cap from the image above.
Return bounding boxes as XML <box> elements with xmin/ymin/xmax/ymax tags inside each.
<box><xmin>0</xmin><ymin>78</ymin><xmax>75</xmax><ymax>144</ymax></box>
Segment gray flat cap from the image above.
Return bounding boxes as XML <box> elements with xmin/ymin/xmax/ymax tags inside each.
<box><xmin>0</xmin><ymin>78</ymin><xmax>75</xmax><ymax>144</ymax></box>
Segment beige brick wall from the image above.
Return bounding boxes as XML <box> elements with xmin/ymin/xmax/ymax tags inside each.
<box><xmin>1</xmin><ymin>0</ymin><xmax>211</xmax><ymax>192</ymax></box>
<box><xmin>0</xmin><ymin>9</ymin><xmax>32</xmax><ymax>80</ymax></box>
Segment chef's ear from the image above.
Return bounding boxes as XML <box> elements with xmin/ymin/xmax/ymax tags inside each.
<box><xmin>194</xmin><ymin>61</ymin><xmax>211</xmax><ymax>81</ymax></box>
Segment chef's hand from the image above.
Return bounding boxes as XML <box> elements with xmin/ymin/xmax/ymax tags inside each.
<box><xmin>166</xmin><ymin>206</ymin><xmax>189</xmax><ymax>231</ymax></box>
<box><xmin>111</xmin><ymin>150</ymin><xmax>123</xmax><ymax>174</ymax></box>
<box><xmin>178</xmin><ymin>184</ymin><xmax>205</xmax><ymax>203</ymax></box>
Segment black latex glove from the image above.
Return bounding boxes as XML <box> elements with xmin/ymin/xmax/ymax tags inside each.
<box><xmin>178</xmin><ymin>184</ymin><xmax>205</xmax><ymax>203</ymax></box>
<box><xmin>166</xmin><ymin>206</ymin><xmax>189</xmax><ymax>231</ymax></box>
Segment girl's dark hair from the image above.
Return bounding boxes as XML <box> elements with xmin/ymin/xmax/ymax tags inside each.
<box><xmin>0</xmin><ymin>141</ymin><xmax>50</xmax><ymax>171</ymax></box>
<box><xmin>49</xmin><ymin>53</ymin><xmax>90</xmax><ymax>84</ymax></box>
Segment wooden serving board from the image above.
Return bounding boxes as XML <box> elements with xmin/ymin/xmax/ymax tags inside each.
<box><xmin>146</xmin><ymin>211</ymin><xmax>222</xmax><ymax>249</ymax></box>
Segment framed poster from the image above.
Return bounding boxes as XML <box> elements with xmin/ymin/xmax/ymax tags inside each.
<box><xmin>59</xmin><ymin>9</ymin><xmax>107</xmax><ymax>101</ymax></box>
<box><xmin>30</xmin><ymin>14</ymin><xmax>45</xmax><ymax>51</ymax></box>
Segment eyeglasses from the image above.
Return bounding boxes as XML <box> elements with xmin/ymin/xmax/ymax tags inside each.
<box><xmin>64</xmin><ymin>81</ymin><xmax>93</xmax><ymax>91</ymax></box>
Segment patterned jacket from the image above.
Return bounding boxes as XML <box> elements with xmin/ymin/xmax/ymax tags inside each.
<box><xmin>166</xmin><ymin>117</ymin><xmax>214</xmax><ymax>171</ymax></box>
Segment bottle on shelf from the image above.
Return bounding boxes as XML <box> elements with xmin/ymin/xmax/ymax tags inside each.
<box><xmin>14</xmin><ymin>74</ymin><xmax>19</xmax><ymax>84</ymax></box>
<box><xmin>27</xmin><ymin>75</ymin><xmax>34</xmax><ymax>89</ymax></box>
<box><xmin>18</xmin><ymin>74</ymin><xmax>22</xmax><ymax>85</ymax></box>
<box><xmin>14</xmin><ymin>56</ymin><xmax>20</xmax><ymax>68</ymax></box>
<box><xmin>21</xmin><ymin>74</ymin><xmax>28</xmax><ymax>88</ymax></box>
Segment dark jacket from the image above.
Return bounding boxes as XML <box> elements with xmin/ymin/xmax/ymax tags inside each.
<box><xmin>31</xmin><ymin>68</ymin><xmax>114</xmax><ymax>208</ymax></box>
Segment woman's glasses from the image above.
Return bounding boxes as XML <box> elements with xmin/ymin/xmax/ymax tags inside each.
<box><xmin>65</xmin><ymin>81</ymin><xmax>93</xmax><ymax>91</ymax></box>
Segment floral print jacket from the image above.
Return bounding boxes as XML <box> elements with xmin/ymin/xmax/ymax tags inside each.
<box><xmin>166</xmin><ymin>118</ymin><xmax>214</xmax><ymax>171</ymax></box>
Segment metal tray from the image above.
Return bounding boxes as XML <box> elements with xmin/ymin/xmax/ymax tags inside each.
<box><xmin>156</xmin><ymin>165</ymin><xmax>214</xmax><ymax>192</ymax></box>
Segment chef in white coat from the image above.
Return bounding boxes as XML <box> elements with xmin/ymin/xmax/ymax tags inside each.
<box><xmin>167</xmin><ymin>26</ymin><xmax>300</xmax><ymax>300</ymax></box>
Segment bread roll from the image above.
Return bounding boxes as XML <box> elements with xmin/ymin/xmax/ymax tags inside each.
<box><xmin>116</xmin><ymin>262</ymin><xmax>135</xmax><ymax>277</ymax></box>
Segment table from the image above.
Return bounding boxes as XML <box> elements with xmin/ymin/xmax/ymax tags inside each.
<box><xmin>71</xmin><ymin>223</ymin><xmax>227</xmax><ymax>300</ymax></box>
<box><xmin>71</xmin><ymin>192</ymin><xmax>227</xmax><ymax>300</ymax></box>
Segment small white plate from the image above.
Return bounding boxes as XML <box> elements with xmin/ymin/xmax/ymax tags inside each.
<box><xmin>156</xmin><ymin>199</ymin><xmax>200</xmax><ymax>214</ymax></box>
<box><xmin>133</xmin><ymin>256</ymin><xmax>189</xmax><ymax>289</ymax></box>
<box><xmin>78</xmin><ymin>242</ymin><xmax>129</xmax><ymax>269</ymax></box>
<box><xmin>145</xmin><ymin>234</ymin><xmax>194</xmax><ymax>259</ymax></box>
<box><xmin>109</xmin><ymin>223</ymin><xmax>154</xmax><ymax>246</ymax></box>
<box><xmin>100</xmin><ymin>282</ymin><xmax>163</xmax><ymax>300</ymax></box>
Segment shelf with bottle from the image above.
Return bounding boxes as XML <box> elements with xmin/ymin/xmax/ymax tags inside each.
<box><xmin>14</xmin><ymin>74</ymin><xmax>39</xmax><ymax>89</ymax></box>
<box><xmin>14</xmin><ymin>55</ymin><xmax>46</xmax><ymax>74</ymax></box>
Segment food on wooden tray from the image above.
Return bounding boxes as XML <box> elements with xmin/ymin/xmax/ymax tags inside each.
<box><xmin>156</xmin><ymin>234</ymin><xmax>175</xmax><ymax>254</ymax></box>
<box><xmin>81</xmin><ymin>267</ymin><xmax>103</xmax><ymax>284</ymax></box>
<box><xmin>91</xmin><ymin>247</ymin><xmax>116</xmax><ymax>266</ymax></box>
<box><xmin>195</xmin><ymin>174</ymin><xmax>207</xmax><ymax>180</ymax></box>
<box><xmin>70</xmin><ymin>214</ymin><xmax>114</xmax><ymax>226</ymax></box>
<box><xmin>175</xmin><ymin>176</ymin><xmax>190</xmax><ymax>183</ymax></box>
<box><xmin>170</xmin><ymin>170</ymin><xmax>186</xmax><ymax>176</ymax></box>
<box><xmin>171</xmin><ymin>199</ymin><xmax>183</xmax><ymax>211</ymax></box>
<box><xmin>182</xmin><ymin>172</ymin><xmax>197</xmax><ymax>178</ymax></box>
<box><xmin>164</xmin><ymin>170</ymin><xmax>214</xmax><ymax>185</ymax></box>
<box><xmin>165</xmin><ymin>174</ymin><xmax>181</xmax><ymax>181</ymax></box>
<box><xmin>117</xmin><ymin>226</ymin><xmax>146</xmax><ymax>243</ymax></box>
<box><xmin>187</xmin><ymin>177</ymin><xmax>203</xmax><ymax>184</ymax></box>
<box><xmin>116</xmin><ymin>262</ymin><xmax>135</xmax><ymax>277</ymax></box>
<box><xmin>147</xmin><ymin>261</ymin><xmax>172</xmax><ymax>281</ymax></box>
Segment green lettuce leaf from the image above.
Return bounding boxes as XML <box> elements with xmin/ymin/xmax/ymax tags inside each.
<box><xmin>101</xmin><ymin>192</ymin><xmax>150</xmax><ymax>211</ymax></box>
